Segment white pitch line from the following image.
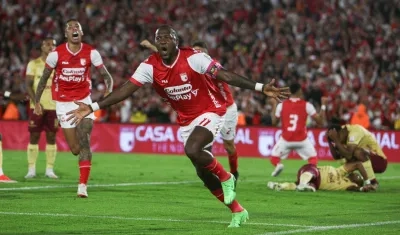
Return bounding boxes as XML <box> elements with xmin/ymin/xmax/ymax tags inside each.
<box><xmin>0</xmin><ymin>211</ymin><xmax>315</xmax><ymax>228</ymax></box>
<box><xmin>0</xmin><ymin>181</ymin><xmax>198</xmax><ymax>191</ymax></box>
<box><xmin>1</xmin><ymin>175</ymin><xmax>399</xmax><ymax>191</ymax></box>
<box><xmin>259</xmin><ymin>220</ymin><xmax>400</xmax><ymax>235</ymax></box>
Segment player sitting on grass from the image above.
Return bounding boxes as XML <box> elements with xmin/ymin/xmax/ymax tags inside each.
<box><xmin>267</xmin><ymin>161</ymin><xmax>377</xmax><ymax>192</ymax></box>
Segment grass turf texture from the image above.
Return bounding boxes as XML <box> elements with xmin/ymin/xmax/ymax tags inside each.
<box><xmin>0</xmin><ymin>151</ymin><xmax>399</xmax><ymax>235</ymax></box>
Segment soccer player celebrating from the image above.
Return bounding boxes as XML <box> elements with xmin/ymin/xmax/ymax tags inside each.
<box><xmin>141</xmin><ymin>39</ymin><xmax>241</xmax><ymax>182</ymax></box>
<box><xmin>268</xmin><ymin>83</ymin><xmax>327</xmax><ymax>176</ymax></box>
<box><xmin>25</xmin><ymin>38</ymin><xmax>58</xmax><ymax>179</ymax></box>
<box><xmin>327</xmin><ymin>124</ymin><xmax>387</xmax><ymax>185</ymax></box>
<box><xmin>267</xmin><ymin>162</ymin><xmax>376</xmax><ymax>192</ymax></box>
<box><xmin>34</xmin><ymin>19</ymin><xmax>114</xmax><ymax>197</ymax></box>
<box><xmin>68</xmin><ymin>25</ymin><xmax>290</xmax><ymax>227</ymax></box>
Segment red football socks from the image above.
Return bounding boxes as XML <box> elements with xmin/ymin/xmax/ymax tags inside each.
<box><xmin>308</xmin><ymin>157</ymin><xmax>318</xmax><ymax>165</ymax></box>
<box><xmin>79</xmin><ymin>160</ymin><xmax>91</xmax><ymax>184</ymax></box>
<box><xmin>270</xmin><ymin>156</ymin><xmax>280</xmax><ymax>166</ymax></box>
<box><xmin>204</xmin><ymin>158</ymin><xmax>231</xmax><ymax>182</ymax></box>
<box><xmin>228</xmin><ymin>151</ymin><xmax>238</xmax><ymax>174</ymax></box>
<box><xmin>211</xmin><ymin>189</ymin><xmax>243</xmax><ymax>213</ymax></box>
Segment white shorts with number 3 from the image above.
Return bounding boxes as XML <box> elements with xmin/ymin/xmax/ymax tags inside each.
<box><xmin>179</xmin><ymin>112</ymin><xmax>225</xmax><ymax>148</ymax></box>
<box><xmin>271</xmin><ymin>137</ymin><xmax>317</xmax><ymax>160</ymax></box>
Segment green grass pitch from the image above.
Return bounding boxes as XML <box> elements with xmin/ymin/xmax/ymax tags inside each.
<box><xmin>0</xmin><ymin>150</ymin><xmax>399</xmax><ymax>234</ymax></box>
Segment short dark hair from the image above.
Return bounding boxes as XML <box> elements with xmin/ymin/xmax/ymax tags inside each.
<box><xmin>328</xmin><ymin>124</ymin><xmax>342</xmax><ymax>133</ymax></box>
<box><xmin>43</xmin><ymin>37</ymin><xmax>55</xmax><ymax>42</ymax></box>
<box><xmin>289</xmin><ymin>83</ymin><xmax>302</xmax><ymax>94</ymax></box>
<box><xmin>156</xmin><ymin>25</ymin><xmax>178</xmax><ymax>40</ymax></box>
<box><xmin>66</xmin><ymin>18</ymin><xmax>79</xmax><ymax>24</ymax></box>
<box><xmin>192</xmin><ymin>41</ymin><xmax>208</xmax><ymax>50</ymax></box>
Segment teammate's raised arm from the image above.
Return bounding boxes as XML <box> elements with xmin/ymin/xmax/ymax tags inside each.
<box><xmin>140</xmin><ymin>40</ymin><xmax>158</xmax><ymax>52</ymax></box>
<box><xmin>311</xmin><ymin>97</ymin><xmax>328</xmax><ymax>127</ymax></box>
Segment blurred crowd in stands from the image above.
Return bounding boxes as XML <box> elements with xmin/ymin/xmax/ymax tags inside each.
<box><xmin>1</xmin><ymin>0</ymin><xmax>399</xmax><ymax>130</ymax></box>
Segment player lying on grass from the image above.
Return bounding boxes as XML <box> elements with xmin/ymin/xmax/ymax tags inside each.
<box><xmin>267</xmin><ymin>161</ymin><xmax>377</xmax><ymax>192</ymax></box>
<box><xmin>327</xmin><ymin>124</ymin><xmax>387</xmax><ymax>186</ymax></box>
<box><xmin>0</xmin><ymin>90</ymin><xmax>29</xmax><ymax>182</ymax></box>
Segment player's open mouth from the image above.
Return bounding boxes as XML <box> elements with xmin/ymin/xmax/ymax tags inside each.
<box><xmin>72</xmin><ymin>32</ymin><xmax>79</xmax><ymax>39</ymax></box>
<box><xmin>160</xmin><ymin>46</ymin><xmax>168</xmax><ymax>56</ymax></box>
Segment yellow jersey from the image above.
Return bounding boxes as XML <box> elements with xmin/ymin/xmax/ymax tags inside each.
<box><xmin>344</xmin><ymin>124</ymin><xmax>387</xmax><ymax>159</ymax></box>
<box><xmin>26</xmin><ymin>57</ymin><xmax>55</xmax><ymax>110</ymax></box>
<box><xmin>318</xmin><ymin>166</ymin><xmax>357</xmax><ymax>191</ymax></box>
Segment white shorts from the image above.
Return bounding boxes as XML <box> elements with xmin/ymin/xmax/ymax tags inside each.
<box><xmin>271</xmin><ymin>137</ymin><xmax>317</xmax><ymax>160</ymax></box>
<box><xmin>56</xmin><ymin>96</ymin><xmax>95</xmax><ymax>129</ymax></box>
<box><xmin>179</xmin><ymin>112</ymin><xmax>225</xmax><ymax>148</ymax></box>
<box><xmin>220</xmin><ymin>103</ymin><xmax>238</xmax><ymax>141</ymax></box>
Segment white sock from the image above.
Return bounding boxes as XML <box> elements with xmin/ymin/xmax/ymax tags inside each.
<box><xmin>0</xmin><ymin>168</ymin><xmax>3</xmax><ymax>175</ymax></box>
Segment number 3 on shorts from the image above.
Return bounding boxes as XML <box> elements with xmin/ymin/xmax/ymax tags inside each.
<box><xmin>287</xmin><ymin>114</ymin><xmax>298</xmax><ymax>131</ymax></box>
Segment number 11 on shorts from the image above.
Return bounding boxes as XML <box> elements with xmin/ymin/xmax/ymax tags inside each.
<box><xmin>199</xmin><ymin>118</ymin><xmax>211</xmax><ymax>126</ymax></box>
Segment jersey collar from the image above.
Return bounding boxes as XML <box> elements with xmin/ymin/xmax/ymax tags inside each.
<box><xmin>162</xmin><ymin>49</ymin><xmax>180</xmax><ymax>68</ymax></box>
<box><xmin>66</xmin><ymin>43</ymin><xmax>83</xmax><ymax>55</ymax></box>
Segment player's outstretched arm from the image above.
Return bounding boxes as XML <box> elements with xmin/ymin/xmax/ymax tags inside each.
<box><xmin>67</xmin><ymin>81</ymin><xmax>140</xmax><ymax>125</ymax></box>
<box><xmin>216</xmin><ymin>71</ymin><xmax>290</xmax><ymax>101</ymax></box>
<box><xmin>343</xmin><ymin>162</ymin><xmax>369</xmax><ymax>183</ymax></box>
<box><xmin>34</xmin><ymin>67</ymin><xmax>53</xmax><ymax>115</ymax></box>
<box><xmin>97</xmin><ymin>66</ymin><xmax>114</xmax><ymax>96</ymax></box>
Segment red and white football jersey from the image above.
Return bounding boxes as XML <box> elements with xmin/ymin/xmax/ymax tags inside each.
<box><xmin>275</xmin><ymin>98</ymin><xmax>317</xmax><ymax>141</ymax></box>
<box><xmin>45</xmin><ymin>43</ymin><xmax>104</xmax><ymax>101</ymax></box>
<box><xmin>129</xmin><ymin>48</ymin><xmax>226</xmax><ymax>126</ymax></box>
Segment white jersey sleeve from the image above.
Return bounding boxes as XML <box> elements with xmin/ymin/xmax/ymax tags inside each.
<box><xmin>306</xmin><ymin>102</ymin><xmax>317</xmax><ymax>116</ymax></box>
<box><xmin>45</xmin><ymin>51</ymin><xmax>58</xmax><ymax>68</ymax></box>
<box><xmin>129</xmin><ymin>62</ymin><xmax>153</xmax><ymax>85</ymax></box>
<box><xmin>187</xmin><ymin>53</ymin><xmax>220</xmax><ymax>78</ymax></box>
<box><xmin>90</xmin><ymin>50</ymin><xmax>104</xmax><ymax>67</ymax></box>
<box><xmin>275</xmin><ymin>103</ymin><xmax>283</xmax><ymax>118</ymax></box>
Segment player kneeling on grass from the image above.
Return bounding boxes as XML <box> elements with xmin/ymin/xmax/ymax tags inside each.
<box><xmin>267</xmin><ymin>161</ymin><xmax>377</xmax><ymax>192</ymax></box>
<box><xmin>327</xmin><ymin>124</ymin><xmax>387</xmax><ymax>186</ymax></box>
